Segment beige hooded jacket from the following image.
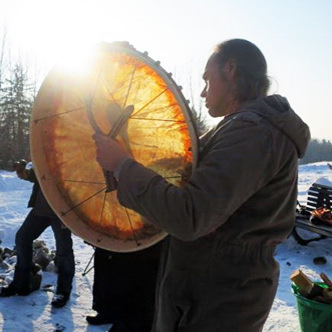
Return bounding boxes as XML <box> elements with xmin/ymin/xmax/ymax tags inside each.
<box><xmin>116</xmin><ymin>94</ymin><xmax>310</xmax><ymax>332</ymax></box>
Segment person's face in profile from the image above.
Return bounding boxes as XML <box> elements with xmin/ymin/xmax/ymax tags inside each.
<box><xmin>201</xmin><ymin>53</ymin><xmax>236</xmax><ymax>118</ymax></box>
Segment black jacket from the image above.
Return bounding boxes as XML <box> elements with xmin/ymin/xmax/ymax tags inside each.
<box><xmin>26</xmin><ymin>169</ymin><xmax>55</xmax><ymax>217</ymax></box>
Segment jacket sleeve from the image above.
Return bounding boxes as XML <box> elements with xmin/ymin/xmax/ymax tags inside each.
<box><xmin>117</xmin><ymin>117</ymin><xmax>278</xmax><ymax>241</ymax></box>
<box><xmin>26</xmin><ymin>168</ymin><xmax>37</xmax><ymax>183</ymax></box>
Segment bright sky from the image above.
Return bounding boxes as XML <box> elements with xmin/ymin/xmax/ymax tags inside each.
<box><xmin>1</xmin><ymin>0</ymin><xmax>332</xmax><ymax>141</ymax></box>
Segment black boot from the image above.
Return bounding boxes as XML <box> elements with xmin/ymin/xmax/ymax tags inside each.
<box><xmin>51</xmin><ymin>292</ymin><xmax>70</xmax><ymax>308</ymax></box>
<box><xmin>86</xmin><ymin>313</ymin><xmax>114</xmax><ymax>325</ymax></box>
<box><xmin>0</xmin><ymin>283</ymin><xmax>19</xmax><ymax>297</ymax></box>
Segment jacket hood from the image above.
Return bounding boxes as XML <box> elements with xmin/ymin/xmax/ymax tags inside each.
<box><xmin>239</xmin><ymin>95</ymin><xmax>311</xmax><ymax>158</ymax></box>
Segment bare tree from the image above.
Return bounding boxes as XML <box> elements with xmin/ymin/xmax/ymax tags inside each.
<box><xmin>0</xmin><ymin>26</ymin><xmax>8</xmax><ymax>91</ymax></box>
<box><xmin>185</xmin><ymin>73</ymin><xmax>209</xmax><ymax>136</ymax></box>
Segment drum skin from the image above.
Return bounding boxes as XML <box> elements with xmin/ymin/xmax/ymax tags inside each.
<box><xmin>30</xmin><ymin>42</ymin><xmax>198</xmax><ymax>252</ymax></box>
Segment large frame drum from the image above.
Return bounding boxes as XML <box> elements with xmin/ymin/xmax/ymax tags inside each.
<box><xmin>30</xmin><ymin>42</ymin><xmax>198</xmax><ymax>252</ymax></box>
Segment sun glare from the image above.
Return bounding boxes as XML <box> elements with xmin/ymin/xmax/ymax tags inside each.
<box><xmin>54</xmin><ymin>44</ymin><xmax>97</xmax><ymax>76</ymax></box>
<box><xmin>5</xmin><ymin>0</ymin><xmax>120</xmax><ymax>73</ymax></box>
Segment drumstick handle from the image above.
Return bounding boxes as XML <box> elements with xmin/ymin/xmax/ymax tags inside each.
<box><xmin>103</xmin><ymin>105</ymin><xmax>134</xmax><ymax>192</ymax></box>
<box><xmin>103</xmin><ymin>169</ymin><xmax>117</xmax><ymax>192</ymax></box>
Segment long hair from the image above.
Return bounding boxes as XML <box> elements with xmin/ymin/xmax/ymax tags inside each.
<box><xmin>213</xmin><ymin>39</ymin><xmax>270</xmax><ymax>102</ymax></box>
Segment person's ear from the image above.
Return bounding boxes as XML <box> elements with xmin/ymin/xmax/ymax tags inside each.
<box><xmin>224</xmin><ymin>60</ymin><xmax>236</xmax><ymax>79</ymax></box>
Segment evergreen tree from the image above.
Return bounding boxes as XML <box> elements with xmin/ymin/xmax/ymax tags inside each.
<box><xmin>0</xmin><ymin>62</ymin><xmax>34</xmax><ymax>169</ymax></box>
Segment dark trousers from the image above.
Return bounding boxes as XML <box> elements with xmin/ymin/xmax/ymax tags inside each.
<box><xmin>92</xmin><ymin>242</ymin><xmax>163</xmax><ymax>332</ymax></box>
<box><xmin>13</xmin><ymin>209</ymin><xmax>75</xmax><ymax>295</ymax></box>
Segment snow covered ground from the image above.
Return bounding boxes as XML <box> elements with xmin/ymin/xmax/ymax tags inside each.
<box><xmin>0</xmin><ymin>162</ymin><xmax>332</xmax><ymax>332</ymax></box>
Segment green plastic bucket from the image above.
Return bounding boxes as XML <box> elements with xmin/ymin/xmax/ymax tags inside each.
<box><xmin>292</xmin><ymin>283</ymin><xmax>332</xmax><ymax>332</ymax></box>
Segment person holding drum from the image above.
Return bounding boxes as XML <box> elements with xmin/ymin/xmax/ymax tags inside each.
<box><xmin>93</xmin><ymin>39</ymin><xmax>310</xmax><ymax>332</ymax></box>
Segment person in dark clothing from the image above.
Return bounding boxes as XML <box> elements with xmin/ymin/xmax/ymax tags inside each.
<box><xmin>0</xmin><ymin>160</ymin><xmax>75</xmax><ymax>308</ymax></box>
<box><xmin>86</xmin><ymin>240</ymin><xmax>164</xmax><ymax>332</ymax></box>
<box><xmin>93</xmin><ymin>39</ymin><xmax>311</xmax><ymax>331</ymax></box>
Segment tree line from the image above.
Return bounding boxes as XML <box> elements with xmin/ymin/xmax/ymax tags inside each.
<box><xmin>299</xmin><ymin>139</ymin><xmax>332</xmax><ymax>165</ymax></box>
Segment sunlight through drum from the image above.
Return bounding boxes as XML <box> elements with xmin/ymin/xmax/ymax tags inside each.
<box><xmin>30</xmin><ymin>41</ymin><xmax>198</xmax><ymax>252</ymax></box>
